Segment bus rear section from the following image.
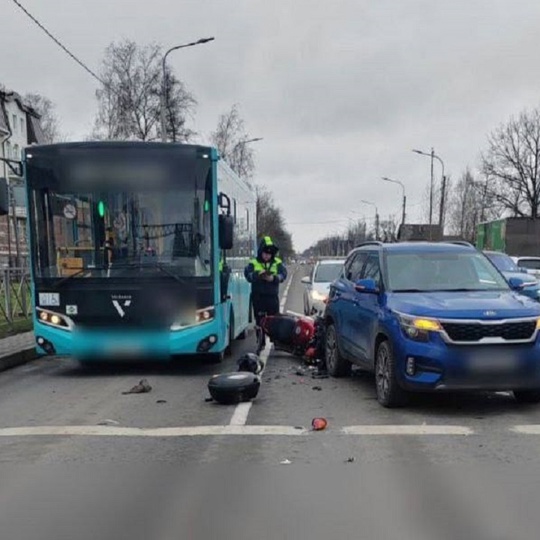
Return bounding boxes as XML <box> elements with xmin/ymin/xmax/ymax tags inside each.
<box><xmin>25</xmin><ymin>141</ymin><xmax>253</xmax><ymax>361</ymax></box>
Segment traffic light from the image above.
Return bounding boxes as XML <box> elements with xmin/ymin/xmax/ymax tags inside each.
<box><xmin>98</xmin><ymin>200</ymin><xmax>106</xmax><ymax>218</ymax></box>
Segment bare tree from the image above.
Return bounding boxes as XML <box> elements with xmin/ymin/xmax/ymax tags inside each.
<box><xmin>92</xmin><ymin>40</ymin><xmax>196</xmax><ymax>141</ymax></box>
<box><xmin>446</xmin><ymin>168</ymin><xmax>498</xmax><ymax>241</ymax></box>
<box><xmin>482</xmin><ymin>108</ymin><xmax>540</xmax><ymax>218</ymax></box>
<box><xmin>23</xmin><ymin>93</ymin><xmax>62</xmax><ymax>143</ymax></box>
<box><xmin>211</xmin><ymin>104</ymin><xmax>255</xmax><ymax>178</ymax></box>
<box><xmin>256</xmin><ymin>186</ymin><xmax>294</xmax><ymax>257</ymax></box>
<box><xmin>378</xmin><ymin>215</ymin><xmax>399</xmax><ymax>242</ymax></box>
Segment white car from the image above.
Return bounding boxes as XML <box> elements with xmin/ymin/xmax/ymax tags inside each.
<box><xmin>301</xmin><ymin>259</ymin><xmax>345</xmax><ymax>315</ymax></box>
<box><xmin>511</xmin><ymin>256</ymin><xmax>540</xmax><ymax>279</ymax></box>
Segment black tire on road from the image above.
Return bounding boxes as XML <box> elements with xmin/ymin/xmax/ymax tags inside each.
<box><xmin>513</xmin><ymin>390</ymin><xmax>540</xmax><ymax>404</ymax></box>
<box><xmin>375</xmin><ymin>339</ymin><xmax>408</xmax><ymax>408</ymax></box>
<box><xmin>225</xmin><ymin>311</ymin><xmax>234</xmax><ymax>357</ymax></box>
<box><xmin>324</xmin><ymin>323</ymin><xmax>351</xmax><ymax>377</ymax></box>
<box><xmin>304</xmin><ymin>296</ymin><xmax>310</xmax><ymax>316</ymax></box>
<box><xmin>237</xmin><ymin>328</ymin><xmax>247</xmax><ymax>340</ymax></box>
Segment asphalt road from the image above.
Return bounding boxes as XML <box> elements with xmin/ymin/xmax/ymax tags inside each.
<box><xmin>2</xmin><ymin>265</ymin><xmax>540</xmax><ymax>539</ymax></box>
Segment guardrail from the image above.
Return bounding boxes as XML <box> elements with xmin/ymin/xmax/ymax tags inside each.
<box><xmin>0</xmin><ymin>268</ymin><xmax>31</xmax><ymax>325</ymax></box>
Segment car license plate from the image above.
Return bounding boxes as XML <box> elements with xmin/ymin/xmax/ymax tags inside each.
<box><xmin>106</xmin><ymin>343</ymin><xmax>143</xmax><ymax>356</ymax></box>
<box><xmin>467</xmin><ymin>349</ymin><xmax>519</xmax><ymax>374</ymax></box>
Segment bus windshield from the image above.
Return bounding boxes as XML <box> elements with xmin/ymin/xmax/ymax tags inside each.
<box><xmin>27</xmin><ymin>146</ymin><xmax>213</xmax><ymax>280</ymax></box>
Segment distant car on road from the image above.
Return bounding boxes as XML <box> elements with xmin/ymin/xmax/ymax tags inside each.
<box><xmin>301</xmin><ymin>258</ymin><xmax>345</xmax><ymax>315</ymax></box>
<box><xmin>484</xmin><ymin>251</ymin><xmax>540</xmax><ymax>301</ymax></box>
<box><xmin>325</xmin><ymin>241</ymin><xmax>540</xmax><ymax>408</ymax></box>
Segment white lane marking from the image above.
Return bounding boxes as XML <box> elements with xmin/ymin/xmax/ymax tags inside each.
<box><xmin>279</xmin><ymin>267</ymin><xmax>296</xmax><ymax>312</ymax></box>
<box><xmin>511</xmin><ymin>425</ymin><xmax>540</xmax><ymax>435</ymax></box>
<box><xmin>229</xmin><ymin>339</ymin><xmax>271</xmax><ymax>426</ymax></box>
<box><xmin>229</xmin><ymin>267</ymin><xmax>297</xmax><ymax>427</ymax></box>
<box><xmin>342</xmin><ymin>425</ymin><xmax>474</xmax><ymax>436</ymax></box>
<box><xmin>229</xmin><ymin>402</ymin><xmax>255</xmax><ymax>426</ymax></box>
<box><xmin>0</xmin><ymin>425</ymin><xmax>309</xmax><ymax>437</ymax></box>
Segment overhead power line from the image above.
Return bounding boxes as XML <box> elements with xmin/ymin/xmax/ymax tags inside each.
<box><xmin>10</xmin><ymin>0</ymin><xmax>104</xmax><ymax>85</ymax></box>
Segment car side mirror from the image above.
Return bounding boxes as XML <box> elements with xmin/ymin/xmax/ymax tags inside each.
<box><xmin>219</xmin><ymin>214</ymin><xmax>234</xmax><ymax>249</ymax></box>
<box><xmin>301</xmin><ymin>276</ymin><xmax>311</xmax><ymax>285</ymax></box>
<box><xmin>507</xmin><ymin>276</ymin><xmax>534</xmax><ymax>291</ymax></box>
<box><xmin>354</xmin><ymin>278</ymin><xmax>379</xmax><ymax>294</ymax></box>
<box><xmin>518</xmin><ymin>267</ymin><xmax>530</xmax><ymax>274</ymax></box>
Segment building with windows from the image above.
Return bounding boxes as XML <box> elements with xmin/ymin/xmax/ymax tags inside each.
<box><xmin>0</xmin><ymin>88</ymin><xmax>46</xmax><ymax>266</ymax></box>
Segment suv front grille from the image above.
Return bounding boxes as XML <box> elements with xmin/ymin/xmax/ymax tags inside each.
<box><xmin>441</xmin><ymin>321</ymin><xmax>536</xmax><ymax>343</ymax></box>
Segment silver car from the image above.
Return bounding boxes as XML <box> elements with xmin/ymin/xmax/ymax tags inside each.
<box><xmin>511</xmin><ymin>256</ymin><xmax>540</xmax><ymax>279</ymax></box>
<box><xmin>301</xmin><ymin>259</ymin><xmax>346</xmax><ymax>315</ymax></box>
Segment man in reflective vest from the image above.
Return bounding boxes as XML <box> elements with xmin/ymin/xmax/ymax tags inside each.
<box><xmin>244</xmin><ymin>236</ymin><xmax>288</xmax><ymax>329</ymax></box>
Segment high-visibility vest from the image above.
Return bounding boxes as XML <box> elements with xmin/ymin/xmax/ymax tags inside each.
<box><xmin>250</xmin><ymin>257</ymin><xmax>282</xmax><ymax>276</ymax></box>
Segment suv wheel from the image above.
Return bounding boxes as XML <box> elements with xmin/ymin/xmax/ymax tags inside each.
<box><xmin>513</xmin><ymin>390</ymin><xmax>540</xmax><ymax>404</ymax></box>
<box><xmin>324</xmin><ymin>323</ymin><xmax>351</xmax><ymax>377</ymax></box>
<box><xmin>375</xmin><ymin>339</ymin><xmax>407</xmax><ymax>408</ymax></box>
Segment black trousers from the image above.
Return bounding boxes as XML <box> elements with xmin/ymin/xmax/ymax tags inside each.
<box><xmin>252</xmin><ymin>294</ymin><xmax>280</xmax><ymax>325</ymax></box>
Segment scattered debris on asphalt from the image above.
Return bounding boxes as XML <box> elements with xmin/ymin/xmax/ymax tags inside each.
<box><xmin>98</xmin><ymin>419</ymin><xmax>120</xmax><ymax>426</ymax></box>
<box><xmin>205</xmin><ymin>397</ymin><xmax>214</xmax><ymax>402</ymax></box>
<box><xmin>156</xmin><ymin>400</ymin><xmax>167</xmax><ymax>404</ymax></box>
<box><xmin>312</xmin><ymin>417</ymin><xmax>328</xmax><ymax>431</ymax></box>
<box><xmin>312</xmin><ymin>386</ymin><xmax>322</xmax><ymax>391</ymax></box>
<box><xmin>122</xmin><ymin>379</ymin><xmax>152</xmax><ymax>395</ymax></box>
<box><xmin>280</xmin><ymin>459</ymin><xmax>292</xmax><ymax>465</ymax></box>
<box><xmin>345</xmin><ymin>457</ymin><xmax>355</xmax><ymax>463</ymax></box>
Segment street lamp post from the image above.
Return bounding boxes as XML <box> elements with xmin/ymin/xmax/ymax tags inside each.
<box><xmin>412</xmin><ymin>148</ymin><xmax>446</xmax><ymax>228</ymax></box>
<box><xmin>228</xmin><ymin>137</ymin><xmax>264</xmax><ymax>158</ymax></box>
<box><xmin>382</xmin><ymin>177</ymin><xmax>406</xmax><ymax>228</ymax></box>
<box><xmin>160</xmin><ymin>37</ymin><xmax>215</xmax><ymax>142</ymax></box>
<box><xmin>360</xmin><ymin>200</ymin><xmax>379</xmax><ymax>241</ymax></box>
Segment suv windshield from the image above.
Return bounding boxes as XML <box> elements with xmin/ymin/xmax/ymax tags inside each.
<box><xmin>485</xmin><ymin>252</ymin><xmax>520</xmax><ymax>272</ymax></box>
<box><xmin>386</xmin><ymin>251</ymin><xmax>510</xmax><ymax>292</ymax></box>
<box><xmin>314</xmin><ymin>262</ymin><xmax>344</xmax><ymax>282</ymax></box>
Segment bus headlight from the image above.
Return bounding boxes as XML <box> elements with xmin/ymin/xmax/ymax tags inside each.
<box><xmin>171</xmin><ymin>307</ymin><xmax>215</xmax><ymax>331</ymax></box>
<box><xmin>36</xmin><ymin>309</ymin><xmax>72</xmax><ymax>331</ymax></box>
<box><xmin>196</xmin><ymin>307</ymin><xmax>215</xmax><ymax>324</ymax></box>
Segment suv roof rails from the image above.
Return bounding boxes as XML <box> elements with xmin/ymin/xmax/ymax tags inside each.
<box><xmin>354</xmin><ymin>241</ymin><xmax>384</xmax><ymax>248</ymax></box>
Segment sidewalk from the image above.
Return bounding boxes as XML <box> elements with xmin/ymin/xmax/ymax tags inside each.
<box><xmin>0</xmin><ymin>331</ymin><xmax>37</xmax><ymax>372</ymax></box>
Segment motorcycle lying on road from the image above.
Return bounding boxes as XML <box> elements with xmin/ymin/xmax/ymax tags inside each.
<box><xmin>255</xmin><ymin>310</ymin><xmax>326</xmax><ymax>362</ymax></box>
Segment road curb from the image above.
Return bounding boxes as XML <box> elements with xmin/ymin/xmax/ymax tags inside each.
<box><xmin>0</xmin><ymin>348</ymin><xmax>38</xmax><ymax>373</ymax></box>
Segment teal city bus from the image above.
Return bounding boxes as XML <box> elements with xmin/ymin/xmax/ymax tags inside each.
<box><xmin>15</xmin><ymin>141</ymin><xmax>256</xmax><ymax>362</ymax></box>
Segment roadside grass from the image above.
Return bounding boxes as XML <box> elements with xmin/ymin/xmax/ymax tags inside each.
<box><xmin>0</xmin><ymin>287</ymin><xmax>33</xmax><ymax>338</ymax></box>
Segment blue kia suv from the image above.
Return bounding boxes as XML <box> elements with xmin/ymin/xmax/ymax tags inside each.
<box><xmin>324</xmin><ymin>241</ymin><xmax>540</xmax><ymax>407</ymax></box>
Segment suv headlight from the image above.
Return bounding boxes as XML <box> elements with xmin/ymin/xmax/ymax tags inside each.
<box><xmin>311</xmin><ymin>290</ymin><xmax>327</xmax><ymax>302</ymax></box>
<box><xmin>171</xmin><ymin>306</ymin><xmax>215</xmax><ymax>331</ymax></box>
<box><xmin>398</xmin><ymin>313</ymin><xmax>442</xmax><ymax>342</ymax></box>
<box><xmin>36</xmin><ymin>308</ymin><xmax>72</xmax><ymax>331</ymax></box>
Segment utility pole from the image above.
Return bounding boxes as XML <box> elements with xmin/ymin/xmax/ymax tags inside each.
<box><xmin>439</xmin><ymin>175</ymin><xmax>447</xmax><ymax>234</ymax></box>
<box><xmin>381</xmin><ymin>177</ymin><xmax>406</xmax><ymax>229</ymax></box>
<box><xmin>429</xmin><ymin>148</ymin><xmax>434</xmax><ymax>226</ymax></box>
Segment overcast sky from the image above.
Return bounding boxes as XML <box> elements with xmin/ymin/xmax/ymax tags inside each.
<box><xmin>2</xmin><ymin>0</ymin><xmax>540</xmax><ymax>251</ymax></box>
